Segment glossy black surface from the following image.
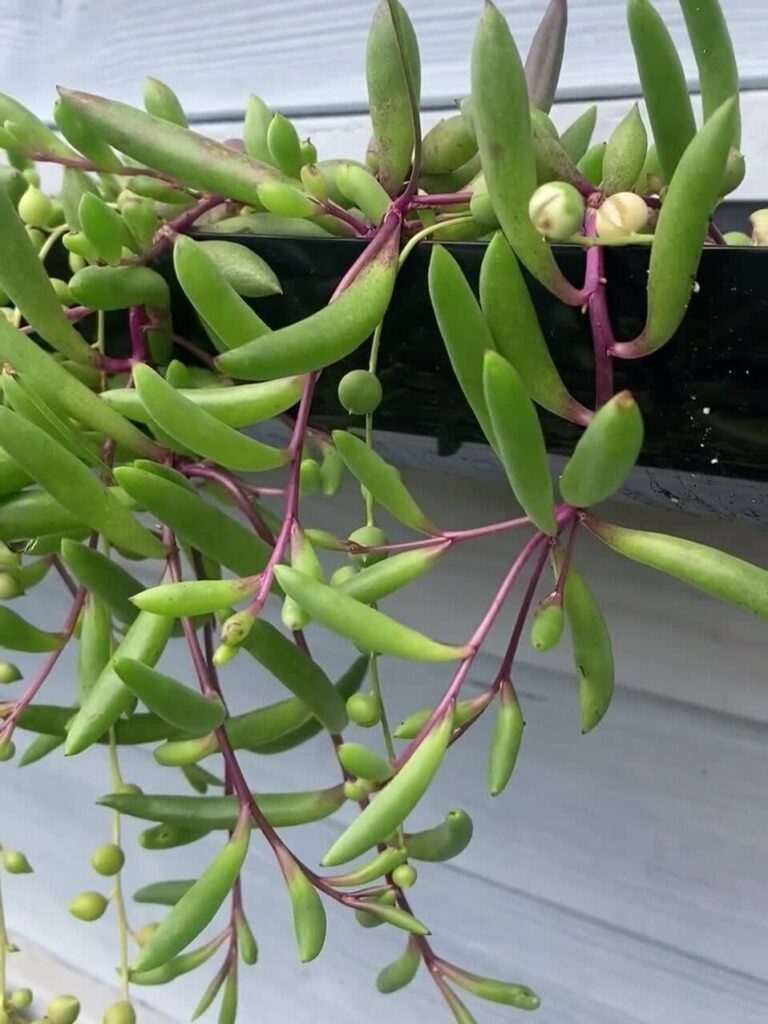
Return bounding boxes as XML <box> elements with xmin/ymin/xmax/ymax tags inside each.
<box><xmin>180</xmin><ymin>233</ymin><xmax>768</xmax><ymax>485</ymax></box>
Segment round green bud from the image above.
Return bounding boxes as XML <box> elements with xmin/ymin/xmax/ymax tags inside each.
<box><xmin>47</xmin><ymin>199</ymin><xmax>65</xmax><ymax>228</ymax></box>
<box><xmin>116</xmin><ymin>782</ymin><xmax>142</xmax><ymax>795</ymax></box>
<box><xmin>10</xmin><ymin>988</ymin><xmax>33</xmax><ymax>1010</ymax></box>
<box><xmin>25</xmin><ymin>227</ymin><xmax>45</xmax><ymax>253</ymax></box>
<box><xmin>18</xmin><ymin>186</ymin><xmax>54</xmax><ymax>228</ymax></box>
<box><xmin>50</xmin><ymin>277</ymin><xmax>74</xmax><ymax>305</ymax></box>
<box><xmin>22</xmin><ymin>168</ymin><xmax>41</xmax><ymax>188</ymax></box>
<box><xmin>299</xmin><ymin>458</ymin><xmax>322</xmax><ymax>496</ymax></box>
<box><xmin>329</xmin><ymin>565</ymin><xmax>357</xmax><ymax>588</ymax></box>
<box><xmin>68</xmin><ymin>251</ymin><xmax>87</xmax><ymax>274</ymax></box>
<box><xmin>300</xmin><ymin>139</ymin><xmax>318</xmax><ymax>166</ymax></box>
<box><xmin>343</xmin><ymin>779</ymin><xmax>372</xmax><ymax>802</ymax></box>
<box><xmin>595</xmin><ymin>192</ymin><xmax>648</xmax><ymax>238</ymax></box>
<box><xmin>91</xmin><ymin>843</ymin><xmax>124</xmax><ymax>876</ymax></box>
<box><xmin>723</xmin><ymin>231</ymin><xmax>751</xmax><ymax>246</ymax></box>
<box><xmin>2</xmin><ymin>850</ymin><xmax>32</xmax><ymax>874</ymax></box>
<box><xmin>135</xmin><ymin>922</ymin><xmax>159</xmax><ymax>947</ymax></box>
<box><xmin>0</xmin><ymin>572</ymin><xmax>23</xmax><ymax>599</ymax></box>
<box><xmin>392</xmin><ymin>863</ymin><xmax>418</xmax><ymax>889</ymax></box>
<box><xmin>103</xmin><ymin>1001</ymin><xmax>136</xmax><ymax>1024</ymax></box>
<box><xmin>68</xmin><ymin>890</ymin><xmax>108</xmax><ymax>921</ymax></box>
<box><xmin>528</xmin><ymin>181</ymin><xmax>585</xmax><ymax>240</ymax></box>
<box><xmin>0</xmin><ymin>662</ymin><xmax>22</xmax><ymax>684</ymax></box>
<box><xmin>355</xmin><ymin>907</ymin><xmax>383</xmax><ymax>928</ymax></box>
<box><xmin>46</xmin><ymin>995</ymin><xmax>80</xmax><ymax>1024</ymax></box>
<box><xmin>529</xmin><ymin>601</ymin><xmax>565</xmax><ymax>653</ymax></box>
<box><xmin>0</xmin><ymin>740</ymin><xmax>15</xmax><ymax>762</ymax></box>
<box><xmin>346</xmin><ymin>692</ymin><xmax>381</xmax><ymax>728</ymax></box>
<box><xmin>347</xmin><ymin>525</ymin><xmax>388</xmax><ymax>567</ymax></box>
<box><xmin>338</xmin><ymin>369</ymin><xmax>383</xmax><ymax>415</ymax></box>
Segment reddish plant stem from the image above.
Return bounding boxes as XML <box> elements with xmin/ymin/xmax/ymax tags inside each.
<box><xmin>553</xmin><ymin>518</ymin><xmax>580</xmax><ymax>600</ymax></box>
<box><xmin>345</xmin><ymin>514</ymin><xmax>534</xmax><ymax>558</ymax></box>
<box><xmin>128</xmin><ymin>306</ymin><xmax>150</xmax><ymax>364</ymax></box>
<box><xmin>495</xmin><ymin>540</ymin><xmax>552</xmax><ymax>684</ymax></box>
<box><xmin>586</xmin><ymin>221</ymin><xmax>615</xmax><ymax>408</ymax></box>
<box><xmin>319</xmin><ymin>200</ymin><xmax>370</xmax><ymax>237</ymax></box>
<box><xmin>169</xmin><ymin>333</ymin><xmax>219</xmax><ymax>369</ymax></box>
<box><xmin>141</xmin><ymin>194</ymin><xmax>226</xmax><ymax>265</ymax></box>
<box><xmin>395</xmin><ymin>531</ymin><xmax>549</xmax><ymax>771</ymax></box>
<box><xmin>50</xmin><ymin>555</ymin><xmax>78</xmax><ymax>598</ymax></box>
<box><xmin>183</xmin><ymin>464</ymin><xmax>276</xmax><ymax>546</ymax></box>
<box><xmin>1</xmin><ymin>587</ymin><xmax>86</xmax><ymax>738</ymax></box>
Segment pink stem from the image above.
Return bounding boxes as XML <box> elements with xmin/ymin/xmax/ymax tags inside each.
<box><xmin>395</xmin><ymin>531</ymin><xmax>549</xmax><ymax>770</ymax></box>
<box><xmin>319</xmin><ymin>200</ymin><xmax>370</xmax><ymax>237</ymax></box>
<box><xmin>585</xmin><ymin>214</ymin><xmax>615</xmax><ymax>408</ymax></box>
<box><xmin>128</xmin><ymin>306</ymin><xmax>150</xmax><ymax>364</ymax></box>
<box><xmin>408</xmin><ymin>192</ymin><xmax>472</xmax><ymax>208</ymax></box>
<box><xmin>183</xmin><ymin>464</ymin><xmax>276</xmax><ymax>546</ymax></box>
<box><xmin>27</xmin><ymin>150</ymin><xmax>180</xmax><ymax>184</ymax></box>
<box><xmin>1</xmin><ymin>588</ymin><xmax>86</xmax><ymax>737</ymax></box>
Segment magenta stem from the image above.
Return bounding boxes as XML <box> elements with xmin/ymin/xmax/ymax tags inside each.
<box><xmin>183</xmin><ymin>464</ymin><xmax>276</xmax><ymax>546</ymax></box>
<box><xmin>395</xmin><ymin>531</ymin><xmax>549</xmax><ymax>770</ymax></box>
<box><xmin>1</xmin><ymin>588</ymin><xmax>86</xmax><ymax>737</ymax></box>
<box><xmin>408</xmin><ymin>192</ymin><xmax>472</xmax><ymax>208</ymax></box>
<box><xmin>128</xmin><ymin>306</ymin><xmax>150</xmax><ymax>364</ymax></box>
<box><xmin>50</xmin><ymin>555</ymin><xmax>78</xmax><ymax>598</ymax></box>
<box><xmin>319</xmin><ymin>200</ymin><xmax>370</xmax><ymax>237</ymax></box>
<box><xmin>170</xmin><ymin>333</ymin><xmax>219</xmax><ymax>369</ymax></box>
<box><xmin>28</xmin><ymin>150</ymin><xmax>179</xmax><ymax>183</ymax></box>
<box><xmin>584</xmin><ymin>213</ymin><xmax>615</xmax><ymax>407</ymax></box>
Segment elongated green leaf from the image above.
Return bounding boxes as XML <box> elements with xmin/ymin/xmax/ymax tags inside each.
<box><xmin>524</xmin><ymin>0</ymin><xmax>567</xmax><ymax>113</ymax></box>
<box><xmin>338</xmin><ymin>545</ymin><xmax>445</xmax><ymax>605</ymax></box>
<box><xmin>101</xmin><ymin>376</ymin><xmax>303</xmax><ymax>429</ymax></box>
<box><xmin>132</xmin><ymin>578</ymin><xmax>259</xmax><ymax>618</ymax></box>
<box><xmin>376</xmin><ymin>938</ymin><xmax>421</xmax><ymax>994</ymax></box>
<box><xmin>332</xmin><ymin>431</ymin><xmax>433</xmax><ymax>532</ymax></box>
<box><xmin>114</xmin><ymin>467</ymin><xmax>270</xmax><ymax>577</ymax></box>
<box><xmin>0</xmin><ymin>605</ymin><xmax>61</xmax><ymax>652</ymax></box>
<box><xmin>134</xmin><ymin>364</ymin><xmax>287</xmax><ymax>471</ymax></box>
<box><xmin>281</xmin><ymin>854</ymin><xmax>327</xmax><ymax>963</ymax></box>
<box><xmin>483</xmin><ymin>351</ymin><xmax>556</xmax><ymax>534</ymax></box>
<box><xmin>559</xmin><ymin>105</ymin><xmax>597</xmax><ymax>163</ymax></box>
<box><xmin>428</xmin><ymin>245</ymin><xmax>497</xmax><ymax>448</ymax></box>
<box><xmin>58</xmin><ymin>89</ymin><xmax>283</xmax><ymax>204</ymax></box>
<box><xmin>65</xmin><ymin>609</ymin><xmax>175</xmax><ymax>755</ymax></box>
<box><xmin>586</xmin><ymin>518</ymin><xmax>768</xmax><ymax>618</ymax></box>
<box><xmin>0</xmin><ymin>318</ymin><xmax>159</xmax><ymax>458</ymax></box>
<box><xmin>97</xmin><ymin>784</ymin><xmax>346</xmax><ymax>830</ymax></box>
<box><xmin>0</xmin><ymin>408</ymin><xmax>164</xmax><ymax>558</ymax></box>
<box><xmin>61</xmin><ymin>539</ymin><xmax>142</xmax><ymax>625</ymax></box>
<box><xmin>215</xmin><ymin>229</ymin><xmax>399</xmax><ymax>380</ymax></box>
<box><xmin>197</xmin><ymin>240</ymin><xmax>281</xmax><ymax>297</ymax></box>
<box><xmin>114</xmin><ymin>658</ymin><xmax>226</xmax><ymax>733</ymax></box>
<box><xmin>0</xmin><ymin>188</ymin><xmax>94</xmax><ymax>364</ymax></box>
<box><xmin>403</xmin><ymin>809</ymin><xmax>474</xmax><ymax>863</ymax></box>
<box><xmin>275</xmin><ymin>566</ymin><xmax>468</xmax><ymax>663</ymax></box>
<box><xmin>471</xmin><ymin>2</ymin><xmax>580</xmax><ymax>302</ymax></box>
<box><xmin>680</xmin><ymin>0</ymin><xmax>740</xmax><ymax>147</ymax></box>
<box><xmin>322</xmin><ymin>710</ymin><xmax>454</xmax><ymax>866</ymax></box>
<box><xmin>133</xmin><ymin>879</ymin><xmax>195</xmax><ymax>907</ymax></box>
<box><xmin>133</xmin><ymin>831</ymin><xmax>249</xmax><ymax>973</ymax></box>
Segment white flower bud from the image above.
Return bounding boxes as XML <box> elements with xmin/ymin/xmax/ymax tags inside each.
<box><xmin>595</xmin><ymin>192</ymin><xmax>648</xmax><ymax>238</ymax></box>
<box><xmin>528</xmin><ymin>181</ymin><xmax>585</xmax><ymax>240</ymax></box>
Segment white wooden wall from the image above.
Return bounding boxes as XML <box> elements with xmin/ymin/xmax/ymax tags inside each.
<box><xmin>0</xmin><ymin>3</ymin><xmax>767</xmax><ymax>1021</ymax></box>
<box><xmin>1</xmin><ymin>1</ymin><xmax>768</xmax><ymax>197</ymax></box>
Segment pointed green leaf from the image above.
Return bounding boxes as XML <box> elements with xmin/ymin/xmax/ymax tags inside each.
<box><xmin>114</xmin><ymin>658</ymin><xmax>226</xmax><ymax>733</ymax></box>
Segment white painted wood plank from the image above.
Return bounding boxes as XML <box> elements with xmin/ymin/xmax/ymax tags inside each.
<box><xmin>0</xmin><ymin>1</ymin><xmax>766</xmax><ymax>115</ymax></box>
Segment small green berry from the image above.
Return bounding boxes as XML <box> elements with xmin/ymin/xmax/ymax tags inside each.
<box><xmin>529</xmin><ymin>601</ymin><xmax>565</xmax><ymax>653</ymax></box>
<box><xmin>220</xmin><ymin>610</ymin><xmax>254</xmax><ymax>648</ymax></box>
<box><xmin>528</xmin><ymin>181</ymin><xmax>585</xmax><ymax>240</ymax></box>
<box><xmin>46</xmin><ymin>995</ymin><xmax>80</xmax><ymax>1024</ymax></box>
<box><xmin>116</xmin><ymin>782</ymin><xmax>142</xmax><ymax>795</ymax></box>
<box><xmin>91</xmin><ymin>843</ymin><xmax>124</xmax><ymax>876</ymax></box>
<box><xmin>0</xmin><ymin>662</ymin><xmax>22</xmax><ymax>684</ymax></box>
<box><xmin>212</xmin><ymin>642</ymin><xmax>239</xmax><ymax>667</ymax></box>
<box><xmin>10</xmin><ymin>987</ymin><xmax>33</xmax><ymax>1010</ymax></box>
<box><xmin>338</xmin><ymin>369</ymin><xmax>383</xmax><ymax>415</ymax></box>
<box><xmin>103</xmin><ymin>1000</ymin><xmax>136</xmax><ymax>1024</ymax></box>
<box><xmin>18</xmin><ymin>186</ymin><xmax>54</xmax><ymax>228</ymax></box>
<box><xmin>347</xmin><ymin>526</ymin><xmax>388</xmax><ymax>567</ymax></box>
<box><xmin>0</xmin><ymin>740</ymin><xmax>15</xmax><ymax>762</ymax></box>
<box><xmin>68</xmin><ymin>890</ymin><xmax>108</xmax><ymax>921</ymax></box>
<box><xmin>392</xmin><ymin>863</ymin><xmax>418</xmax><ymax>889</ymax></box>
<box><xmin>723</xmin><ymin>231</ymin><xmax>751</xmax><ymax>246</ymax></box>
<box><xmin>2</xmin><ymin>849</ymin><xmax>32</xmax><ymax>874</ymax></box>
<box><xmin>346</xmin><ymin>692</ymin><xmax>381</xmax><ymax>728</ymax></box>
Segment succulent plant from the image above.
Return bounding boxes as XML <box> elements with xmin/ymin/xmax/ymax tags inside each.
<box><xmin>0</xmin><ymin>1</ymin><xmax>763</xmax><ymax>1020</ymax></box>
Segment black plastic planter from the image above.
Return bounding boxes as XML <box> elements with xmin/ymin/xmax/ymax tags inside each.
<box><xmin>173</xmin><ymin>232</ymin><xmax>768</xmax><ymax>522</ymax></box>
